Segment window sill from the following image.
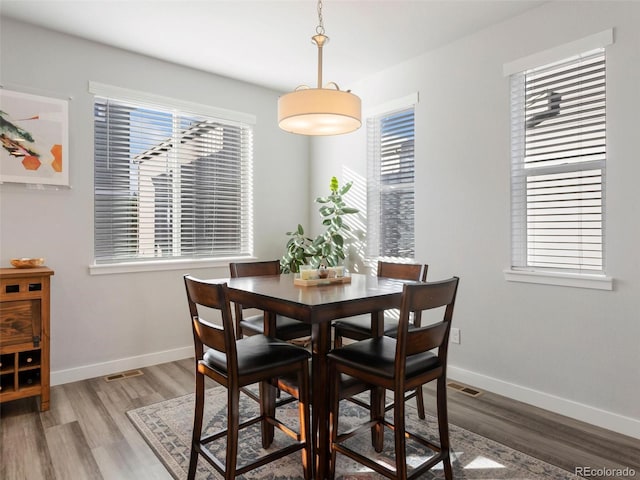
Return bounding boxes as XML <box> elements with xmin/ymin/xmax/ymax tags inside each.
<box><xmin>503</xmin><ymin>269</ymin><xmax>613</xmax><ymax>291</ymax></box>
<box><xmin>89</xmin><ymin>256</ymin><xmax>257</xmax><ymax>276</ymax></box>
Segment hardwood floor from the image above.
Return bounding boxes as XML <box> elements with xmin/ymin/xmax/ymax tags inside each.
<box><xmin>1</xmin><ymin>359</ymin><xmax>638</xmax><ymax>479</ymax></box>
<box><xmin>421</xmin><ymin>382</ymin><xmax>640</xmax><ymax>480</ymax></box>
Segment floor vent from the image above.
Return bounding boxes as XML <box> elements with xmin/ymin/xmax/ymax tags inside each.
<box><xmin>104</xmin><ymin>369</ymin><xmax>144</xmax><ymax>382</ymax></box>
<box><xmin>448</xmin><ymin>381</ymin><xmax>483</xmax><ymax>398</ymax></box>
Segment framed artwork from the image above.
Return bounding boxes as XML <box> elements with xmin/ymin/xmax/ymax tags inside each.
<box><xmin>0</xmin><ymin>88</ymin><xmax>69</xmax><ymax>186</ymax></box>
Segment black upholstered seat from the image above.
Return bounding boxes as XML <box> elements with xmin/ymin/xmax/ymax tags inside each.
<box><xmin>328</xmin><ymin>336</ymin><xmax>441</xmax><ymax>379</ymax></box>
<box><xmin>332</xmin><ymin>315</ymin><xmax>401</xmax><ymax>338</ymax></box>
<box><xmin>238</xmin><ymin>313</ymin><xmax>312</xmax><ymax>340</ymax></box>
<box><xmin>203</xmin><ymin>334</ymin><xmax>311</xmax><ymax>376</ymax></box>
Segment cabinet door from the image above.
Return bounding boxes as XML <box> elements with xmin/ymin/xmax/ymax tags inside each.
<box><xmin>0</xmin><ymin>300</ymin><xmax>41</xmax><ymax>347</ymax></box>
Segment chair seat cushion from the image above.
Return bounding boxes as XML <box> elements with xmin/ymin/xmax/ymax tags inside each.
<box><xmin>333</xmin><ymin>314</ymin><xmax>401</xmax><ymax>336</ymax></box>
<box><xmin>328</xmin><ymin>337</ymin><xmax>441</xmax><ymax>380</ymax></box>
<box><xmin>240</xmin><ymin>314</ymin><xmax>311</xmax><ymax>340</ymax></box>
<box><xmin>203</xmin><ymin>334</ymin><xmax>310</xmax><ymax>377</ymax></box>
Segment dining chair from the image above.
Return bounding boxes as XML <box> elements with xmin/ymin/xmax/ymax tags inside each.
<box><xmin>327</xmin><ymin>277</ymin><xmax>460</xmax><ymax>480</ymax></box>
<box><xmin>332</xmin><ymin>260</ymin><xmax>428</xmax><ymax>417</ymax></box>
<box><xmin>229</xmin><ymin>260</ymin><xmax>312</xmax><ymax>342</ymax></box>
<box><xmin>184</xmin><ymin>275</ymin><xmax>312</xmax><ymax>480</ymax></box>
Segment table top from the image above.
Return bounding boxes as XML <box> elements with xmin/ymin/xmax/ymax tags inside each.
<box><xmin>223</xmin><ymin>273</ymin><xmax>414</xmax><ymax>324</ymax></box>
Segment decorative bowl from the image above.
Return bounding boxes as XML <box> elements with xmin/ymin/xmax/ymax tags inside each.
<box><xmin>10</xmin><ymin>258</ymin><xmax>45</xmax><ymax>268</ymax></box>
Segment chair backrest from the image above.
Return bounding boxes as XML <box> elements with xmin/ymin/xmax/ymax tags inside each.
<box><xmin>394</xmin><ymin>277</ymin><xmax>460</xmax><ymax>377</ymax></box>
<box><xmin>377</xmin><ymin>261</ymin><xmax>428</xmax><ymax>326</ymax></box>
<box><xmin>184</xmin><ymin>275</ymin><xmax>237</xmax><ymax>365</ymax></box>
<box><xmin>377</xmin><ymin>261</ymin><xmax>426</xmax><ymax>282</ymax></box>
<box><xmin>230</xmin><ymin>260</ymin><xmax>281</xmax><ymax>278</ymax></box>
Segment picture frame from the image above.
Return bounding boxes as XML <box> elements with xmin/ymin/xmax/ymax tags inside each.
<box><xmin>0</xmin><ymin>88</ymin><xmax>69</xmax><ymax>186</ymax></box>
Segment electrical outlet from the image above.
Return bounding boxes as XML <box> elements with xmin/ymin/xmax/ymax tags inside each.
<box><xmin>450</xmin><ymin>327</ymin><xmax>461</xmax><ymax>344</ymax></box>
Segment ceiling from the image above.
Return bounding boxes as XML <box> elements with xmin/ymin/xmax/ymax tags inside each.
<box><xmin>1</xmin><ymin>0</ymin><xmax>546</xmax><ymax>92</ymax></box>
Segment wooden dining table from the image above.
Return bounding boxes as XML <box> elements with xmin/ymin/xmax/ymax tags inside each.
<box><xmin>223</xmin><ymin>272</ymin><xmax>412</xmax><ymax>479</ymax></box>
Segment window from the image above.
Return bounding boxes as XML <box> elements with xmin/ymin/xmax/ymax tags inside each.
<box><xmin>91</xmin><ymin>83</ymin><xmax>253</xmax><ymax>268</ymax></box>
<box><xmin>367</xmin><ymin>103</ymin><xmax>415</xmax><ymax>259</ymax></box>
<box><xmin>509</xmin><ymin>48</ymin><xmax>606</xmax><ymax>276</ymax></box>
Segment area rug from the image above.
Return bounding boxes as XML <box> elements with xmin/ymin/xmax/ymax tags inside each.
<box><xmin>127</xmin><ymin>387</ymin><xmax>583</xmax><ymax>479</ymax></box>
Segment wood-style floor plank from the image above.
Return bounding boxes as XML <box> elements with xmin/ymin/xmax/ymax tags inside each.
<box><xmin>1</xmin><ymin>398</ymin><xmax>56</xmax><ymax>480</ymax></box>
<box><xmin>1</xmin><ymin>360</ymin><xmax>638</xmax><ymax>480</ymax></box>
<box><xmin>45</xmin><ymin>421</ymin><xmax>103</xmax><ymax>480</ymax></box>
<box><xmin>422</xmin><ymin>381</ymin><xmax>640</xmax><ymax>480</ymax></box>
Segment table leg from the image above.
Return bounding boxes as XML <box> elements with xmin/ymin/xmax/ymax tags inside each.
<box><xmin>312</xmin><ymin>321</ymin><xmax>331</xmax><ymax>479</ymax></box>
<box><xmin>260</xmin><ymin>311</ymin><xmax>277</xmax><ymax>447</ymax></box>
<box><xmin>371</xmin><ymin>311</ymin><xmax>385</xmax><ymax>452</ymax></box>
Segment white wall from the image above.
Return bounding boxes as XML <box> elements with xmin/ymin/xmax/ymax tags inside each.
<box><xmin>312</xmin><ymin>1</ymin><xmax>640</xmax><ymax>439</ymax></box>
<box><xmin>0</xmin><ymin>18</ymin><xmax>309</xmax><ymax>382</ymax></box>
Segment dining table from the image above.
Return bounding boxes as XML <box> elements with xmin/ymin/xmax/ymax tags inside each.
<box><xmin>223</xmin><ymin>272</ymin><xmax>412</xmax><ymax>479</ymax></box>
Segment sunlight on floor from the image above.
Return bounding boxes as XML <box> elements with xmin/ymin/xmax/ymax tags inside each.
<box><xmin>464</xmin><ymin>455</ymin><xmax>507</xmax><ymax>469</ymax></box>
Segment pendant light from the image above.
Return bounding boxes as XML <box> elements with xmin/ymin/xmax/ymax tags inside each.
<box><xmin>278</xmin><ymin>0</ymin><xmax>361</xmax><ymax>136</ymax></box>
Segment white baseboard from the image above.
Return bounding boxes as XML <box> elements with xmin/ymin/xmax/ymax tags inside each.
<box><xmin>448</xmin><ymin>365</ymin><xmax>640</xmax><ymax>440</ymax></box>
<box><xmin>50</xmin><ymin>346</ymin><xmax>193</xmax><ymax>386</ymax></box>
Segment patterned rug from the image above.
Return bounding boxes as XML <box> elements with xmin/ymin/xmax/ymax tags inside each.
<box><xmin>127</xmin><ymin>387</ymin><xmax>583</xmax><ymax>479</ymax></box>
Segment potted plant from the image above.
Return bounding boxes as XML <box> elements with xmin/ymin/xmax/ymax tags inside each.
<box><xmin>281</xmin><ymin>176</ymin><xmax>359</xmax><ymax>273</ymax></box>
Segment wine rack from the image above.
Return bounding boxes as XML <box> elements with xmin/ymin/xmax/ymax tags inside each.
<box><xmin>0</xmin><ymin>267</ymin><xmax>54</xmax><ymax>411</ymax></box>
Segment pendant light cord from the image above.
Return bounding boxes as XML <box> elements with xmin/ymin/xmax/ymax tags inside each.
<box><xmin>316</xmin><ymin>0</ymin><xmax>325</xmax><ymax>35</ymax></box>
<box><xmin>313</xmin><ymin>0</ymin><xmax>328</xmax><ymax>88</ymax></box>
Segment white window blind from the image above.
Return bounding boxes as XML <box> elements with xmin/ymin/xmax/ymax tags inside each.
<box><xmin>510</xmin><ymin>48</ymin><xmax>606</xmax><ymax>273</ymax></box>
<box><xmin>367</xmin><ymin>106</ymin><xmax>415</xmax><ymax>259</ymax></box>
<box><xmin>93</xmin><ymin>92</ymin><xmax>253</xmax><ymax>265</ymax></box>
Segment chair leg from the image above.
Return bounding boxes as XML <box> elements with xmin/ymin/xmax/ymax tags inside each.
<box><xmin>436</xmin><ymin>376</ymin><xmax>453</xmax><ymax>480</ymax></box>
<box><xmin>298</xmin><ymin>361</ymin><xmax>313</xmax><ymax>480</ymax></box>
<box><xmin>328</xmin><ymin>362</ymin><xmax>340</xmax><ymax>480</ymax></box>
<box><xmin>415</xmin><ymin>385</ymin><xmax>426</xmax><ymax>419</ymax></box>
<box><xmin>371</xmin><ymin>386</ymin><xmax>385</xmax><ymax>453</ymax></box>
<box><xmin>333</xmin><ymin>331</ymin><xmax>343</xmax><ymax>348</ymax></box>
<box><xmin>187</xmin><ymin>372</ymin><xmax>205</xmax><ymax>480</ymax></box>
<box><xmin>394</xmin><ymin>390</ymin><xmax>408</xmax><ymax>480</ymax></box>
<box><xmin>258</xmin><ymin>381</ymin><xmax>275</xmax><ymax>448</ymax></box>
<box><xmin>225</xmin><ymin>387</ymin><xmax>240</xmax><ymax>479</ymax></box>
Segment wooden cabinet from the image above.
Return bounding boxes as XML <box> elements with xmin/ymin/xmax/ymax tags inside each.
<box><xmin>0</xmin><ymin>267</ymin><xmax>53</xmax><ymax>411</ymax></box>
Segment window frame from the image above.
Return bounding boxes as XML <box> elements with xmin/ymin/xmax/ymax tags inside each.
<box><xmin>366</xmin><ymin>93</ymin><xmax>418</xmax><ymax>264</ymax></box>
<box><xmin>88</xmin><ymin>82</ymin><xmax>255</xmax><ymax>275</ymax></box>
<box><xmin>503</xmin><ymin>31</ymin><xmax>613</xmax><ymax>290</ymax></box>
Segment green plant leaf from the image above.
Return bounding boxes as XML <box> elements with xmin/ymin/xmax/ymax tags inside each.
<box><xmin>339</xmin><ymin>182</ymin><xmax>353</xmax><ymax>195</ymax></box>
<box><xmin>341</xmin><ymin>207</ymin><xmax>359</xmax><ymax>214</ymax></box>
<box><xmin>319</xmin><ymin>206</ymin><xmax>334</xmax><ymax>217</ymax></box>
